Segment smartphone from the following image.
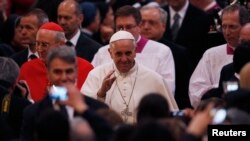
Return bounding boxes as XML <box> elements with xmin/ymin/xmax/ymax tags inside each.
<box><xmin>49</xmin><ymin>85</ymin><xmax>68</xmax><ymax>101</ymax></box>
<box><xmin>211</xmin><ymin>108</ymin><xmax>227</xmax><ymax>124</ymax></box>
<box><xmin>223</xmin><ymin>81</ymin><xmax>238</xmax><ymax>93</ymax></box>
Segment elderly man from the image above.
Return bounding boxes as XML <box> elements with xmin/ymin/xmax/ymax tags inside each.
<box><xmin>91</xmin><ymin>5</ymin><xmax>175</xmax><ymax>95</ymax></box>
<box><xmin>189</xmin><ymin>4</ymin><xmax>250</xmax><ymax>108</ymax></box>
<box><xmin>19</xmin><ymin>22</ymin><xmax>93</xmax><ymax>102</ymax></box>
<box><xmin>57</xmin><ymin>0</ymin><xmax>101</xmax><ymax>62</ymax></box>
<box><xmin>81</xmin><ymin>31</ymin><xmax>178</xmax><ymax>123</ymax></box>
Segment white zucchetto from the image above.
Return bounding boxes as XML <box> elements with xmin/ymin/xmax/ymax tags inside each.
<box><xmin>109</xmin><ymin>30</ymin><xmax>135</xmax><ymax>43</ymax></box>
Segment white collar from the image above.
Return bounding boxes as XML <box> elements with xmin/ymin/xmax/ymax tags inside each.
<box><xmin>234</xmin><ymin>73</ymin><xmax>240</xmax><ymax>80</ymax></box>
<box><xmin>28</xmin><ymin>48</ymin><xmax>39</xmax><ymax>59</ymax></box>
<box><xmin>68</xmin><ymin>29</ymin><xmax>81</xmax><ymax>47</ymax></box>
<box><xmin>82</xmin><ymin>28</ymin><xmax>93</xmax><ymax>36</ymax></box>
<box><xmin>169</xmin><ymin>0</ymin><xmax>189</xmax><ymax>22</ymax></box>
<box><xmin>136</xmin><ymin>35</ymin><xmax>141</xmax><ymax>44</ymax></box>
<box><xmin>204</xmin><ymin>1</ymin><xmax>218</xmax><ymax>11</ymax></box>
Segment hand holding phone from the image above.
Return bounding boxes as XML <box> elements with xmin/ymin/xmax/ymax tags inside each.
<box><xmin>49</xmin><ymin>85</ymin><xmax>68</xmax><ymax>101</ymax></box>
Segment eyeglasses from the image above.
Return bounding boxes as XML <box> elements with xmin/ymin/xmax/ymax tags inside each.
<box><xmin>35</xmin><ymin>41</ymin><xmax>50</xmax><ymax>49</ymax></box>
<box><xmin>115</xmin><ymin>24</ymin><xmax>137</xmax><ymax>31</ymax></box>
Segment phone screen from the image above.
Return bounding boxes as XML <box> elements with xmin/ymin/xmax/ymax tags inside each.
<box><xmin>223</xmin><ymin>81</ymin><xmax>238</xmax><ymax>93</ymax></box>
<box><xmin>49</xmin><ymin>85</ymin><xmax>68</xmax><ymax>101</ymax></box>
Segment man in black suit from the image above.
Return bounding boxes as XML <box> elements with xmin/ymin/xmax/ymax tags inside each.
<box><xmin>20</xmin><ymin>46</ymin><xmax>110</xmax><ymax>141</ymax></box>
<box><xmin>0</xmin><ymin>57</ymin><xmax>31</xmax><ymax>139</ymax></box>
<box><xmin>11</xmin><ymin>9</ymin><xmax>49</xmax><ymax>67</ymax></box>
<box><xmin>163</xmin><ymin>0</ymin><xmax>210</xmax><ymax>71</ymax></box>
<box><xmin>57</xmin><ymin>0</ymin><xmax>101</xmax><ymax>62</ymax></box>
<box><xmin>140</xmin><ymin>5</ymin><xmax>192</xmax><ymax>109</ymax></box>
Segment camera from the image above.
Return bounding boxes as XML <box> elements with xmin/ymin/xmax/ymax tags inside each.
<box><xmin>49</xmin><ymin>85</ymin><xmax>68</xmax><ymax>101</ymax></box>
<box><xmin>210</xmin><ymin>108</ymin><xmax>227</xmax><ymax>124</ymax></box>
<box><xmin>223</xmin><ymin>81</ymin><xmax>238</xmax><ymax>93</ymax></box>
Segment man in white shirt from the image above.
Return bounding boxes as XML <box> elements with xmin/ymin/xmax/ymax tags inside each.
<box><xmin>91</xmin><ymin>5</ymin><xmax>175</xmax><ymax>95</ymax></box>
<box><xmin>189</xmin><ymin>4</ymin><xmax>250</xmax><ymax>108</ymax></box>
<box><xmin>81</xmin><ymin>31</ymin><xmax>178</xmax><ymax>123</ymax></box>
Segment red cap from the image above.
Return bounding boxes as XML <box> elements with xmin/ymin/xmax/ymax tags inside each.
<box><xmin>39</xmin><ymin>22</ymin><xmax>64</xmax><ymax>32</ymax></box>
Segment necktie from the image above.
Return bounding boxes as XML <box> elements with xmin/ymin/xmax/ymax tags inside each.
<box><xmin>29</xmin><ymin>54</ymin><xmax>37</xmax><ymax>60</ymax></box>
<box><xmin>66</xmin><ymin>41</ymin><xmax>73</xmax><ymax>47</ymax></box>
<box><xmin>171</xmin><ymin>13</ymin><xmax>180</xmax><ymax>41</ymax></box>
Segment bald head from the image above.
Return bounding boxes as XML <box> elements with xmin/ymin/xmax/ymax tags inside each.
<box><xmin>57</xmin><ymin>0</ymin><xmax>83</xmax><ymax>39</ymax></box>
<box><xmin>240</xmin><ymin>23</ymin><xmax>250</xmax><ymax>42</ymax></box>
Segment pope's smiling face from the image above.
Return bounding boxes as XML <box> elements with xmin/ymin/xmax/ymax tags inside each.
<box><xmin>109</xmin><ymin>39</ymin><xmax>136</xmax><ymax>73</ymax></box>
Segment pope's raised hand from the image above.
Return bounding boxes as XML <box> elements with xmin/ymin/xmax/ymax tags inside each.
<box><xmin>97</xmin><ymin>70</ymin><xmax>116</xmax><ymax>98</ymax></box>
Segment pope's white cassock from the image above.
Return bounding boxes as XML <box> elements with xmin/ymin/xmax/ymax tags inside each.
<box><xmin>81</xmin><ymin>62</ymin><xmax>179</xmax><ymax>123</ymax></box>
<box><xmin>91</xmin><ymin>35</ymin><xmax>176</xmax><ymax>95</ymax></box>
<box><xmin>189</xmin><ymin>44</ymin><xmax>234</xmax><ymax>108</ymax></box>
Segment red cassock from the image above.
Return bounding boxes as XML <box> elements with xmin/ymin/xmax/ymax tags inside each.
<box><xmin>19</xmin><ymin>57</ymin><xmax>93</xmax><ymax>102</ymax></box>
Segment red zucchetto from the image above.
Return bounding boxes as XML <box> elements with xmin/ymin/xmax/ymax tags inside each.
<box><xmin>39</xmin><ymin>22</ymin><xmax>64</xmax><ymax>32</ymax></box>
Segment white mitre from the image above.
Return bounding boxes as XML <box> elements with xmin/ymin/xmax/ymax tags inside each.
<box><xmin>109</xmin><ymin>30</ymin><xmax>135</xmax><ymax>43</ymax></box>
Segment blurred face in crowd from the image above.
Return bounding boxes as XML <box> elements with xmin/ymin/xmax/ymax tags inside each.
<box><xmin>239</xmin><ymin>23</ymin><xmax>250</xmax><ymax>42</ymax></box>
<box><xmin>222</xmin><ymin>10</ymin><xmax>242</xmax><ymax>48</ymax></box>
<box><xmin>57</xmin><ymin>1</ymin><xmax>83</xmax><ymax>39</ymax></box>
<box><xmin>115</xmin><ymin>15</ymin><xmax>140</xmax><ymax>40</ymax></box>
<box><xmin>109</xmin><ymin>39</ymin><xmax>136</xmax><ymax>73</ymax></box>
<box><xmin>36</xmin><ymin>29</ymin><xmax>64</xmax><ymax>62</ymax></box>
<box><xmin>47</xmin><ymin>58</ymin><xmax>77</xmax><ymax>86</ymax></box>
<box><xmin>17</xmin><ymin>15</ymin><xmax>39</xmax><ymax>51</ymax></box>
<box><xmin>166</xmin><ymin>0</ymin><xmax>186</xmax><ymax>11</ymax></box>
<box><xmin>140</xmin><ymin>8</ymin><xmax>166</xmax><ymax>41</ymax></box>
<box><xmin>103</xmin><ymin>7</ymin><xmax>114</xmax><ymax>27</ymax></box>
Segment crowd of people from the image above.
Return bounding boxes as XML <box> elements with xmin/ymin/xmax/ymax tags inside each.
<box><xmin>0</xmin><ymin>0</ymin><xmax>250</xmax><ymax>141</ymax></box>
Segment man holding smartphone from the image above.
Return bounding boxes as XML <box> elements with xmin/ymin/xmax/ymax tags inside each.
<box><xmin>20</xmin><ymin>46</ymin><xmax>111</xmax><ymax>141</ymax></box>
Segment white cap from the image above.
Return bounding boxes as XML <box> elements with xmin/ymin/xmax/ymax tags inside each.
<box><xmin>109</xmin><ymin>30</ymin><xmax>135</xmax><ymax>43</ymax></box>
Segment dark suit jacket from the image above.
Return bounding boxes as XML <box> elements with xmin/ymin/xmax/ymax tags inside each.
<box><xmin>21</xmin><ymin>95</ymin><xmax>109</xmax><ymax>141</ymax></box>
<box><xmin>11</xmin><ymin>48</ymin><xmax>28</xmax><ymax>67</ymax></box>
<box><xmin>75</xmin><ymin>32</ymin><xmax>102</xmax><ymax>62</ymax></box>
<box><xmin>163</xmin><ymin>3</ymin><xmax>210</xmax><ymax>70</ymax></box>
<box><xmin>159</xmin><ymin>38</ymin><xmax>192</xmax><ymax>109</ymax></box>
<box><xmin>0</xmin><ymin>84</ymin><xmax>31</xmax><ymax>139</ymax></box>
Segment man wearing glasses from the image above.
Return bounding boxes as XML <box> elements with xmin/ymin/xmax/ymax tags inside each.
<box><xmin>91</xmin><ymin>5</ymin><xmax>176</xmax><ymax>95</ymax></box>
<box><xmin>18</xmin><ymin>22</ymin><xmax>93</xmax><ymax>102</ymax></box>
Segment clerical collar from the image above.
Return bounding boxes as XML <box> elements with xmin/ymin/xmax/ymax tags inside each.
<box><xmin>113</xmin><ymin>62</ymin><xmax>138</xmax><ymax>78</ymax></box>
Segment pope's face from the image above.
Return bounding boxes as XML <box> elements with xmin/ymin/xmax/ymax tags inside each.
<box><xmin>109</xmin><ymin>39</ymin><xmax>136</xmax><ymax>73</ymax></box>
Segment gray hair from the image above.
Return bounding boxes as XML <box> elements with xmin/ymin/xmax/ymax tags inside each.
<box><xmin>25</xmin><ymin>8</ymin><xmax>49</xmax><ymax>27</ymax></box>
<box><xmin>0</xmin><ymin>57</ymin><xmax>19</xmax><ymax>86</ymax></box>
<box><xmin>222</xmin><ymin>4</ymin><xmax>250</xmax><ymax>26</ymax></box>
<box><xmin>46</xmin><ymin>45</ymin><xmax>77</xmax><ymax>69</ymax></box>
<box><xmin>55</xmin><ymin>31</ymin><xmax>66</xmax><ymax>42</ymax></box>
<box><xmin>140</xmin><ymin>5</ymin><xmax>168</xmax><ymax>25</ymax></box>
